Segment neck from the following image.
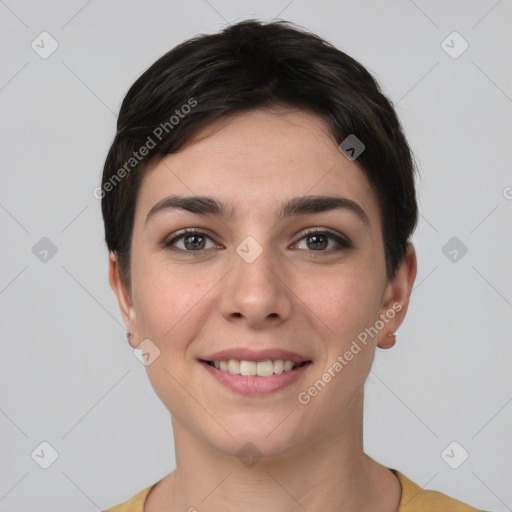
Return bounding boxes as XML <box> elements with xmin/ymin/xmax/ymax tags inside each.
<box><xmin>147</xmin><ymin>395</ymin><xmax>401</xmax><ymax>512</ymax></box>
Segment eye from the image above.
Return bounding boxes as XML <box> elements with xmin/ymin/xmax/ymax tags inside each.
<box><xmin>162</xmin><ymin>228</ymin><xmax>352</xmax><ymax>255</ymax></box>
<box><xmin>293</xmin><ymin>228</ymin><xmax>352</xmax><ymax>253</ymax></box>
<box><xmin>163</xmin><ymin>229</ymin><xmax>221</xmax><ymax>253</ymax></box>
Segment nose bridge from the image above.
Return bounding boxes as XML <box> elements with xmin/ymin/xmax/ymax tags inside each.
<box><xmin>221</xmin><ymin>233</ymin><xmax>292</xmax><ymax>324</ymax></box>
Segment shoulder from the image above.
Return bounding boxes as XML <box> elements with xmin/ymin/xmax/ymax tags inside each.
<box><xmin>103</xmin><ymin>482</ymin><xmax>158</xmax><ymax>512</ymax></box>
<box><xmin>391</xmin><ymin>469</ymin><xmax>484</xmax><ymax>511</ymax></box>
<box><xmin>102</xmin><ymin>471</ymin><xmax>487</xmax><ymax>511</ymax></box>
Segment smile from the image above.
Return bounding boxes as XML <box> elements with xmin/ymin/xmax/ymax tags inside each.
<box><xmin>203</xmin><ymin>359</ymin><xmax>310</xmax><ymax>377</ymax></box>
<box><xmin>199</xmin><ymin>358</ymin><xmax>312</xmax><ymax>395</ymax></box>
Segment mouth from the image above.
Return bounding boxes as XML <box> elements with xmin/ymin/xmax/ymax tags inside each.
<box><xmin>199</xmin><ymin>359</ymin><xmax>312</xmax><ymax>377</ymax></box>
<box><xmin>199</xmin><ymin>357</ymin><xmax>312</xmax><ymax>395</ymax></box>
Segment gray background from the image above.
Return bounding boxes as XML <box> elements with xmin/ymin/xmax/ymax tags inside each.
<box><xmin>0</xmin><ymin>1</ymin><xmax>511</xmax><ymax>511</ymax></box>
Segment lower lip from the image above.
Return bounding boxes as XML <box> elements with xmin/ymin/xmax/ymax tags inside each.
<box><xmin>200</xmin><ymin>361</ymin><xmax>312</xmax><ymax>395</ymax></box>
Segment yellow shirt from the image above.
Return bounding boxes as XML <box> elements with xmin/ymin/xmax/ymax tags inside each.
<box><xmin>103</xmin><ymin>468</ymin><xmax>484</xmax><ymax>511</ymax></box>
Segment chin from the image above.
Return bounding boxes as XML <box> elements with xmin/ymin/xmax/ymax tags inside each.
<box><xmin>205</xmin><ymin>414</ymin><xmax>312</xmax><ymax>462</ymax></box>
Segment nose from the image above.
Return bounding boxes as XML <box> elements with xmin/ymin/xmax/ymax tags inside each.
<box><xmin>220</xmin><ymin>241</ymin><xmax>294</xmax><ymax>329</ymax></box>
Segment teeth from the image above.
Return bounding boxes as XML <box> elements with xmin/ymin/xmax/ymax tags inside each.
<box><xmin>283</xmin><ymin>360</ymin><xmax>294</xmax><ymax>371</ymax></box>
<box><xmin>227</xmin><ymin>359</ymin><xmax>240</xmax><ymax>374</ymax></box>
<box><xmin>256</xmin><ymin>360</ymin><xmax>274</xmax><ymax>377</ymax></box>
<box><xmin>239</xmin><ymin>360</ymin><xmax>257</xmax><ymax>376</ymax></box>
<box><xmin>211</xmin><ymin>359</ymin><xmax>306</xmax><ymax>377</ymax></box>
<box><xmin>273</xmin><ymin>360</ymin><xmax>284</xmax><ymax>374</ymax></box>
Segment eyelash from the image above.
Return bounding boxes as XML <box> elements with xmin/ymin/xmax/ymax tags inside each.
<box><xmin>162</xmin><ymin>228</ymin><xmax>352</xmax><ymax>256</ymax></box>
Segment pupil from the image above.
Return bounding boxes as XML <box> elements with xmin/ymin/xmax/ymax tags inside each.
<box><xmin>308</xmin><ymin>234</ymin><xmax>327</xmax><ymax>250</ymax></box>
<box><xmin>186</xmin><ymin>234</ymin><xmax>204</xmax><ymax>250</ymax></box>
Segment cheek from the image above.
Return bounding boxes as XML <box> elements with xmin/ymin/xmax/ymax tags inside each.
<box><xmin>131</xmin><ymin>258</ymin><xmax>213</xmax><ymax>344</ymax></box>
<box><xmin>297</xmin><ymin>273</ymin><xmax>380</xmax><ymax>415</ymax></box>
<box><xmin>131</xmin><ymin>265</ymin><xmax>213</xmax><ymax>416</ymax></box>
<box><xmin>300</xmin><ymin>266</ymin><xmax>382</xmax><ymax>341</ymax></box>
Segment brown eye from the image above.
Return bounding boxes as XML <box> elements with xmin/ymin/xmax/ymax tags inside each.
<box><xmin>164</xmin><ymin>230</ymin><xmax>220</xmax><ymax>253</ymax></box>
<box><xmin>294</xmin><ymin>229</ymin><xmax>352</xmax><ymax>253</ymax></box>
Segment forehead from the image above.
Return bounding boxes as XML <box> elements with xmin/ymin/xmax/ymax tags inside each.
<box><xmin>134</xmin><ymin>108</ymin><xmax>381</xmax><ymax>229</ymax></box>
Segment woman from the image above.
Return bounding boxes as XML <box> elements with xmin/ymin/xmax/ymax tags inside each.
<box><xmin>101</xmin><ymin>19</ymin><xmax>484</xmax><ymax>512</ymax></box>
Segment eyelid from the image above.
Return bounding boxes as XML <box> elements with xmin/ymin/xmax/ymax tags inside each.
<box><xmin>162</xmin><ymin>227</ymin><xmax>352</xmax><ymax>253</ymax></box>
<box><xmin>293</xmin><ymin>227</ymin><xmax>351</xmax><ymax>246</ymax></box>
<box><xmin>162</xmin><ymin>228</ymin><xmax>222</xmax><ymax>249</ymax></box>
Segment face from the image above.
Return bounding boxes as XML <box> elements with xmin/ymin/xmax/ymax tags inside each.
<box><xmin>110</xmin><ymin>108</ymin><xmax>415</xmax><ymax>460</ymax></box>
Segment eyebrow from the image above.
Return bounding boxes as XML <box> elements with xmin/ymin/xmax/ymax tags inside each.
<box><xmin>145</xmin><ymin>194</ymin><xmax>370</xmax><ymax>227</ymax></box>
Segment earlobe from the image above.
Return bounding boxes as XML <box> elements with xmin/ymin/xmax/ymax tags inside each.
<box><xmin>379</xmin><ymin>331</ymin><xmax>397</xmax><ymax>349</ymax></box>
<box><xmin>377</xmin><ymin>243</ymin><xmax>417</xmax><ymax>349</ymax></box>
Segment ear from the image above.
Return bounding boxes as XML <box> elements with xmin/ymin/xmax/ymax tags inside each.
<box><xmin>376</xmin><ymin>242</ymin><xmax>417</xmax><ymax>349</ymax></box>
<box><xmin>108</xmin><ymin>252</ymin><xmax>140</xmax><ymax>348</ymax></box>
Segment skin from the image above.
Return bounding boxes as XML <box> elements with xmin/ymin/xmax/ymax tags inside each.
<box><xmin>109</xmin><ymin>107</ymin><xmax>417</xmax><ymax>512</ymax></box>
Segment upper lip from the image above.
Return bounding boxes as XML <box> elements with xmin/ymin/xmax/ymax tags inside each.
<box><xmin>200</xmin><ymin>348</ymin><xmax>311</xmax><ymax>363</ymax></box>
